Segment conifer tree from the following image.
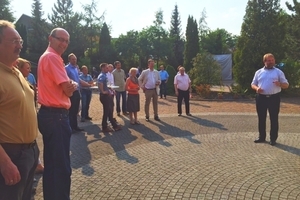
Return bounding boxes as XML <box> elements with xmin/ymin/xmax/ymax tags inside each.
<box><xmin>0</xmin><ymin>0</ymin><xmax>15</xmax><ymax>21</ymax></box>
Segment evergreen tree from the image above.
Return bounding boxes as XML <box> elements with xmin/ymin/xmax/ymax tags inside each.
<box><xmin>233</xmin><ymin>0</ymin><xmax>286</xmax><ymax>91</ymax></box>
<box><xmin>28</xmin><ymin>0</ymin><xmax>50</xmax><ymax>62</ymax></box>
<box><xmin>0</xmin><ymin>0</ymin><xmax>15</xmax><ymax>21</ymax></box>
<box><xmin>15</xmin><ymin>24</ymin><xmax>27</xmax><ymax>57</ymax></box>
<box><xmin>183</xmin><ymin>16</ymin><xmax>199</xmax><ymax>72</ymax></box>
<box><xmin>169</xmin><ymin>4</ymin><xmax>184</xmax><ymax>68</ymax></box>
<box><xmin>98</xmin><ymin>22</ymin><xmax>116</xmax><ymax>64</ymax></box>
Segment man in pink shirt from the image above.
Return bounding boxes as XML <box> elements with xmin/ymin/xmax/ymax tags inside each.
<box><xmin>37</xmin><ymin>27</ymin><xmax>76</xmax><ymax>200</ymax></box>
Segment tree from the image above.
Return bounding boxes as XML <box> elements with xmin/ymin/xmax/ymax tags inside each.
<box><xmin>183</xmin><ymin>16</ymin><xmax>199</xmax><ymax>72</ymax></box>
<box><xmin>233</xmin><ymin>0</ymin><xmax>286</xmax><ymax>91</ymax></box>
<box><xmin>27</xmin><ymin>0</ymin><xmax>50</xmax><ymax>63</ymax></box>
<box><xmin>98</xmin><ymin>22</ymin><xmax>116</xmax><ymax>64</ymax></box>
<box><xmin>15</xmin><ymin>24</ymin><xmax>27</xmax><ymax>57</ymax></box>
<box><xmin>0</xmin><ymin>0</ymin><xmax>15</xmax><ymax>21</ymax></box>
<box><xmin>169</xmin><ymin>4</ymin><xmax>184</xmax><ymax>68</ymax></box>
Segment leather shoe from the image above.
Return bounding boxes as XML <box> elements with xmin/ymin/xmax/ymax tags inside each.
<box><xmin>254</xmin><ymin>138</ymin><xmax>266</xmax><ymax>143</ymax></box>
<box><xmin>145</xmin><ymin>117</ymin><xmax>150</xmax><ymax>122</ymax></box>
<box><xmin>178</xmin><ymin>114</ymin><xmax>182</xmax><ymax>116</ymax></box>
<box><xmin>186</xmin><ymin>113</ymin><xmax>192</xmax><ymax>116</ymax></box>
<box><xmin>269</xmin><ymin>141</ymin><xmax>276</xmax><ymax>146</ymax></box>
<box><xmin>154</xmin><ymin>116</ymin><xmax>161</xmax><ymax>121</ymax></box>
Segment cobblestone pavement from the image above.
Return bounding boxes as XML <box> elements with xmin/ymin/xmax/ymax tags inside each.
<box><xmin>33</xmin><ymin>112</ymin><xmax>300</xmax><ymax>200</ymax></box>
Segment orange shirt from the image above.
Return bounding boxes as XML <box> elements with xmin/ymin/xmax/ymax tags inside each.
<box><xmin>37</xmin><ymin>47</ymin><xmax>71</xmax><ymax>109</ymax></box>
<box><xmin>126</xmin><ymin>77</ymin><xmax>139</xmax><ymax>95</ymax></box>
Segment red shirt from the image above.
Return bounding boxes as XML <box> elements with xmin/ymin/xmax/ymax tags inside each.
<box><xmin>37</xmin><ymin>47</ymin><xmax>71</xmax><ymax>109</ymax></box>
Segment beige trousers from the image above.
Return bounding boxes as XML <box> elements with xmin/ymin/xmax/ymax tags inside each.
<box><xmin>144</xmin><ymin>89</ymin><xmax>158</xmax><ymax>117</ymax></box>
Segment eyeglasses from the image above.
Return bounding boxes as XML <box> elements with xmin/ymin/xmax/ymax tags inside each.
<box><xmin>5</xmin><ymin>39</ymin><xmax>24</xmax><ymax>45</ymax></box>
<box><xmin>51</xmin><ymin>35</ymin><xmax>70</xmax><ymax>44</ymax></box>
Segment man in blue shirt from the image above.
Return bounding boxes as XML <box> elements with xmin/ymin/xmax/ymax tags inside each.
<box><xmin>159</xmin><ymin>65</ymin><xmax>169</xmax><ymax>99</ymax></box>
<box><xmin>98</xmin><ymin>63</ymin><xmax>122</xmax><ymax>132</ymax></box>
<box><xmin>65</xmin><ymin>53</ymin><xmax>90</xmax><ymax>132</ymax></box>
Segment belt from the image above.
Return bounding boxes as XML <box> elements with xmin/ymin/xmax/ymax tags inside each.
<box><xmin>40</xmin><ymin>105</ymin><xmax>68</xmax><ymax>114</ymax></box>
<box><xmin>1</xmin><ymin>140</ymin><xmax>36</xmax><ymax>150</ymax></box>
<box><xmin>145</xmin><ymin>88</ymin><xmax>156</xmax><ymax>90</ymax></box>
<box><xmin>259</xmin><ymin>93</ymin><xmax>279</xmax><ymax>98</ymax></box>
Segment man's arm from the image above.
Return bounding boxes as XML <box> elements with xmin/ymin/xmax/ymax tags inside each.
<box><xmin>79</xmin><ymin>79</ymin><xmax>91</xmax><ymax>87</ymax></box>
<box><xmin>98</xmin><ymin>82</ymin><xmax>108</xmax><ymax>94</ymax></box>
<box><xmin>60</xmin><ymin>81</ymin><xmax>77</xmax><ymax>97</ymax></box>
<box><xmin>0</xmin><ymin>145</ymin><xmax>21</xmax><ymax>185</ymax></box>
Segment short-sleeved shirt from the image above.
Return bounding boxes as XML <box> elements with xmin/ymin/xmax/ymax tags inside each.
<box><xmin>65</xmin><ymin>63</ymin><xmax>80</xmax><ymax>90</ymax></box>
<box><xmin>97</xmin><ymin>72</ymin><xmax>108</xmax><ymax>94</ymax></box>
<box><xmin>174</xmin><ymin>73</ymin><xmax>191</xmax><ymax>91</ymax></box>
<box><xmin>27</xmin><ymin>73</ymin><xmax>36</xmax><ymax>86</ymax></box>
<box><xmin>251</xmin><ymin>67</ymin><xmax>289</xmax><ymax>95</ymax></box>
<box><xmin>79</xmin><ymin>73</ymin><xmax>93</xmax><ymax>90</ymax></box>
<box><xmin>0</xmin><ymin>63</ymin><xmax>38</xmax><ymax>143</ymax></box>
<box><xmin>37</xmin><ymin>47</ymin><xmax>71</xmax><ymax>109</ymax></box>
<box><xmin>159</xmin><ymin>70</ymin><xmax>169</xmax><ymax>81</ymax></box>
<box><xmin>112</xmin><ymin>69</ymin><xmax>126</xmax><ymax>91</ymax></box>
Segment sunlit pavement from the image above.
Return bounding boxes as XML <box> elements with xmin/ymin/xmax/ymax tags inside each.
<box><xmin>33</xmin><ymin>113</ymin><xmax>300</xmax><ymax>200</ymax></box>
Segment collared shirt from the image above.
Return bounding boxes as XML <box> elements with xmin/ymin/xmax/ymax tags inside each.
<box><xmin>145</xmin><ymin>70</ymin><xmax>156</xmax><ymax>89</ymax></box>
<box><xmin>174</xmin><ymin>73</ymin><xmax>191</xmax><ymax>91</ymax></box>
<box><xmin>159</xmin><ymin>70</ymin><xmax>169</xmax><ymax>81</ymax></box>
<box><xmin>112</xmin><ymin>69</ymin><xmax>126</xmax><ymax>91</ymax></box>
<box><xmin>251</xmin><ymin>67</ymin><xmax>288</xmax><ymax>95</ymax></box>
<box><xmin>97</xmin><ymin>72</ymin><xmax>108</xmax><ymax>94</ymax></box>
<box><xmin>65</xmin><ymin>63</ymin><xmax>80</xmax><ymax>90</ymax></box>
<box><xmin>79</xmin><ymin>73</ymin><xmax>93</xmax><ymax>90</ymax></box>
<box><xmin>0</xmin><ymin>63</ymin><xmax>38</xmax><ymax>143</ymax></box>
<box><xmin>27</xmin><ymin>73</ymin><xmax>36</xmax><ymax>86</ymax></box>
<box><xmin>38</xmin><ymin>47</ymin><xmax>71</xmax><ymax>109</ymax></box>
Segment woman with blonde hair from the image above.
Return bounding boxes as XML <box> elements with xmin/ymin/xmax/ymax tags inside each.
<box><xmin>125</xmin><ymin>67</ymin><xmax>140</xmax><ymax>124</ymax></box>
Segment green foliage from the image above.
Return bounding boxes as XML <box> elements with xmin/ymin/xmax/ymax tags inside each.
<box><xmin>188</xmin><ymin>52</ymin><xmax>222</xmax><ymax>86</ymax></box>
<box><xmin>98</xmin><ymin>22</ymin><xmax>116</xmax><ymax>64</ymax></box>
<box><xmin>0</xmin><ymin>0</ymin><xmax>15</xmax><ymax>21</ymax></box>
<box><xmin>165</xmin><ymin>65</ymin><xmax>177</xmax><ymax>95</ymax></box>
<box><xmin>279</xmin><ymin>59</ymin><xmax>300</xmax><ymax>88</ymax></box>
<box><xmin>183</xmin><ymin>16</ymin><xmax>199</xmax><ymax>72</ymax></box>
<box><xmin>233</xmin><ymin>0</ymin><xmax>286</xmax><ymax>91</ymax></box>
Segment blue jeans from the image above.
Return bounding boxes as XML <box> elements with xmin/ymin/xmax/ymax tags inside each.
<box><xmin>80</xmin><ymin>89</ymin><xmax>92</xmax><ymax>119</ymax></box>
<box><xmin>38</xmin><ymin>106</ymin><xmax>72</xmax><ymax>200</ymax></box>
<box><xmin>115</xmin><ymin>91</ymin><xmax>127</xmax><ymax>113</ymax></box>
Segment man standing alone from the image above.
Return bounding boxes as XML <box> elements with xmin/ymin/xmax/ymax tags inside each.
<box><xmin>112</xmin><ymin>61</ymin><xmax>128</xmax><ymax>116</ymax></box>
<box><xmin>0</xmin><ymin>20</ymin><xmax>39</xmax><ymax>200</ymax></box>
<box><xmin>251</xmin><ymin>53</ymin><xmax>289</xmax><ymax>146</ymax></box>
<box><xmin>138</xmin><ymin>59</ymin><xmax>161</xmax><ymax>121</ymax></box>
<box><xmin>159</xmin><ymin>65</ymin><xmax>169</xmax><ymax>99</ymax></box>
<box><xmin>38</xmin><ymin>28</ymin><xmax>77</xmax><ymax>200</ymax></box>
<box><xmin>174</xmin><ymin>66</ymin><xmax>192</xmax><ymax>116</ymax></box>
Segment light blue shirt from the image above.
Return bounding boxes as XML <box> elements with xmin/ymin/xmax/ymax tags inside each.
<box><xmin>159</xmin><ymin>70</ymin><xmax>169</xmax><ymax>81</ymax></box>
<box><xmin>65</xmin><ymin>64</ymin><xmax>80</xmax><ymax>90</ymax></box>
<box><xmin>79</xmin><ymin>74</ymin><xmax>93</xmax><ymax>90</ymax></box>
<box><xmin>27</xmin><ymin>73</ymin><xmax>36</xmax><ymax>86</ymax></box>
<box><xmin>251</xmin><ymin>67</ymin><xmax>288</xmax><ymax>95</ymax></box>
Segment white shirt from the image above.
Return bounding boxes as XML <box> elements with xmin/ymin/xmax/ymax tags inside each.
<box><xmin>144</xmin><ymin>70</ymin><xmax>156</xmax><ymax>89</ymax></box>
<box><xmin>251</xmin><ymin>67</ymin><xmax>288</xmax><ymax>95</ymax></box>
<box><xmin>174</xmin><ymin>73</ymin><xmax>191</xmax><ymax>91</ymax></box>
<box><xmin>107</xmin><ymin>72</ymin><xmax>114</xmax><ymax>86</ymax></box>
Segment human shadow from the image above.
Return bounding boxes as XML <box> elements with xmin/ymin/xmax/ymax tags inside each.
<box><xmin>70</xmin><ymin>131</ymin><xmax>97</xmax><ymax>176</ymax></box>
<box><xmin>100</xmin><ymin>127</ymin><xmax>139</xmax><ymax>164</ymax></box>
<box><xmin>157</xmin><ymin>120</ymin><xmax>201</xmax><ymax>144</ymax></box>
<box><xmin>130</xmin><ymin>122</ymin><xmax>172</xmax><ymax>147</ymax></box>
<box><xmin>275</xmin><ymin>143</ymin><xmax>300</xmax><ymax>157</ymax></box>
<box><xmin>182</xmin><ymin>115</ymin><xmax>228</xmax><ymax>131</ymax></box>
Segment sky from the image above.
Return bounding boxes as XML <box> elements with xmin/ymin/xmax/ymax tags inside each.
<box><xmin>11</xmin><ymin>0</ymin><xmax>293</xmax><ymax>38</ymax></box>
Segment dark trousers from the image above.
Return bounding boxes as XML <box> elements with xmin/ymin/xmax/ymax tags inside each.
<box><xmin>38</xmin><ymin>107</ymin><xmax>72</xmax><ymax>200</ymax></box>
<box><xmin>177</xmin><ymin>89</ymin><xmax>190</xmax><ymax>114</ymax></box>
<box><xmin>80</xmin><ymin>89</ymin><xmax>92</xmax><ymax>119</ymax></box>
<box><xmin>0</xmin><ymin>143</ymin><xmax>39</xmax><ymax>200</ymax></box>
<box><xmin>69</xmin><ymin>90</ymin><xmax>81</xmax><ymax>129</ymax></box>
<box><xmin>115</xmin><ymin>91</ymin><xmax>127</xmax><ymax>113</ymax></box>
<box><xmin>100</xmin><ymin>94</ymin><xmax>117</xmax><ymax>129</ymax></box>
<box><xmin>256</xmin><ymin>93</ymin><xmax>280</xmax><ymax>141</ymax></box>
<box><xmin>160</xmin><ymin>80</ymin><xmax>167</xmax><ymax>98</ymax></box>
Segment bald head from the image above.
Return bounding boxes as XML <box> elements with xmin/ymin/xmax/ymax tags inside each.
<box><xmin>48</xmin><ymin>28</ymin><xmax>70</xmax><ymax>55</ymax></box>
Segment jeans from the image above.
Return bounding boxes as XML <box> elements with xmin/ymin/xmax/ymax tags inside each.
<box><xmin>256</xmin><ymin>93</ymin><xmax>280</xmax><ymax>141</ymax></box>
<box><xmin>115</xmin><ymin>91</ymin><xmax>127</xmax><ymax>113</ymax></box>
<box><xmin>69</xmin><ymin>90</ymin><xmax>81</xmax><ymax>129</ymax></box>
<box><xmin>177</xmin><ymin>89</ymin><xmax>190</xmax><ymax>114</ymax></box>
<box><xmin>160</xmin><ymin>80</ymin><xmax>167</xmax><ymax>98</ymax></box>
<box><xmin>100</xmin><ymin>94</ymin><xmax>117</xmax><ymax>129</ymax></box>
<box><xmin>80</xmin><ymin>89</ymin><xmax>92</xmax><ymax>119</ymax></box>
<box><xmin>38</xmin><ymin>106</ymin><xmax>72</xmax><ymax>200</ymax></box>
<box><xmin>0</xmin><ymin>143</ymin><xmax>39</xmax><ymax>200</ymax></box>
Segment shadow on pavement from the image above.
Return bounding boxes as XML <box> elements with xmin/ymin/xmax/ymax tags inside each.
<box><xmin>183</xmin><ymin>115</ymin><xmax>228</xmax><ymax>131</ymax></box>
<box><xmin>275</xmin><ymin>143</ymin><xmax>300</xmax><ymax>157</ymax></box>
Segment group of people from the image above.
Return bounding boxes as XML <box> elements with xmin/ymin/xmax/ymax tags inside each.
<box><xmin>0</xmin><ymin>17</ymin><xmax>290</xmax><ymax>200</ymax></box>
